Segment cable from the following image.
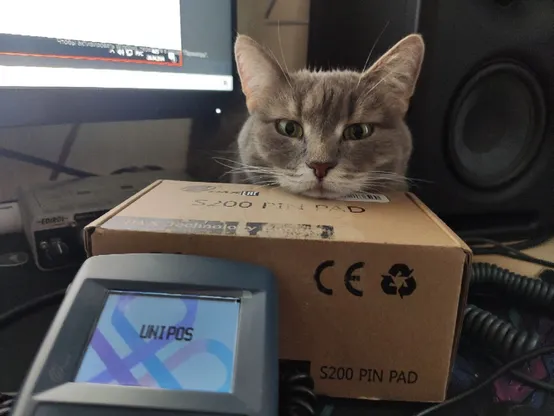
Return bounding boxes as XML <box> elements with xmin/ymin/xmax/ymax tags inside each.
<box><xmin>0</xmin><ymin>392</ymin><xmax>15</xmax><ymax>415</ymax></box>
<box><xmin>464</xmin><ymin>234</ymin><xmax>552</xmax><ymax>254</ymax></box>
<box><xmin>471</xmin><ymin>262</ymin><xmax>554</xmax><ymax>313</ymax></box>
<box><xmin>486</xmin><ymin>354</ymin><xmax>554</xmax><ymax>394</ymax></box>
<box><xmin>0</xmin><ymin>144</ymin><xmax>163</xmax><ymax>181</ymax></box>
<box><xmin>49</xmin><ymin>124</ymin><xmax>81</xmax><ymax>181</ymax></box>
<box><xmin>465</xmin><ymin>237</ymin><xmax>554</xmax><ymax>269</ymax></box>
<box><xmin>0</xmin><ymin>146</ymin><xmax>95</xmax><ymax>178</ymax></box>
<box><xmin>111</xmin><ymin>165</ymin><xmax>163</xmax><ymax>175</ymax></box>
<box><xmin>413</xmin><ymin>344</ymin><xmax>554</xmax><ymax>416</ymax></box>
<box><xmin>0</xmin><ymin>290</ymin><xmax>65</xmax><ymax>331</ymax></box>
<box><xmin>463</xmin><ymin>304</ymin><xmax>541</xmax><ymax>361</ymax></box>
<box><xmin>279</xmin><ymin>370</ymin><xmax>317</xmax><ymax>416</ymax></box>
<box><xmin>264</xmin><ymin>0</ymin><xmax>277</xmax><ymax>19</ymax></box>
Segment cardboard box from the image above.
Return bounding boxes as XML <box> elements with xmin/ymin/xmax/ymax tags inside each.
<box><xmin>85</xmin><ymin>180</ymin><xmax>471</xmax><ymax>403</ymax></box>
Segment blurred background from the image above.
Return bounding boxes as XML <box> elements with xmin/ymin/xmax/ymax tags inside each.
<box><xmin>0</xmin><ymin>0</ymin><xmax>310</xmax><ymax>202</ymax></box>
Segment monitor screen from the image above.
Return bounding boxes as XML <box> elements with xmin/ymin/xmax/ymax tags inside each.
<box><xmin>0</xmin><ymin>0</ymin><xmax>233</xmax><ymax>92</ymax></box>
<box><xmin>75</xmin><ymin>291</ymin><xmax>240</xmax><ymax>393</ymax></box>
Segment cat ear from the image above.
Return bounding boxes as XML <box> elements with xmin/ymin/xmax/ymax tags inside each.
<box><xmin>363</xmin><ymin>34</ymin><xmax>425</xmax><ymax>109</ymax></box>
<box><xmin>234</xmin><ymin>34</ymin><xmax>287</xmax><ymax>112</ymax></box>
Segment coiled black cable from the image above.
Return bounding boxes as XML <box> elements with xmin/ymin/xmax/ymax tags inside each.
<box><xmin>279</xmin><ymin>370</ymin><xmax>317</xmax><ymax>416</ymax></box>
<box><xmin>0</xmin><ymin>392</ymin><xmax>15</xmax><ymax>415</ymax></box>
<box><xmin>462</xmin><ymin>262</ymin><xmax>554</xmax><ymax>361</ymax></box>
<box><xmin>472</xmin><ymin>262</ymin><xmax>554</xmax><ymax>312</ymax></box>
<box><xmin>463</xmin><ymin>304</ymin><xmax>541</xmax><ymax>360</ymax></box>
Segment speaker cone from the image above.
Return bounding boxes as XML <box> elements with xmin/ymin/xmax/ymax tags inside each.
<box><xmin>447</xmin><ymin>62</ymin><xmax>546</xmax><ymax>189</ymax></box>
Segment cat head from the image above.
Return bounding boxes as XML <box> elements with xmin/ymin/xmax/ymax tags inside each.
<box><xmin>234</xmin><ymin>34</ymin><xmax>425</xmax><ymax>199</ymax></box>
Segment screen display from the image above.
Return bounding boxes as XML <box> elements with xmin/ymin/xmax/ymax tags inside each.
<box><xmin>75</xmin><ymin>292</ymin><xmax>240</xmax><ymax>393</ymax></box>
<box><xmin>0</xmin><ymin>0</ymin><xmax>233</xmax><ymax>91</ymax></box>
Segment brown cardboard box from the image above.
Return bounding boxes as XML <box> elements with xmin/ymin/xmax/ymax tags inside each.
<box><xmin>84</xmin><ymin>180</ymin><xmax>471</xmax><ymax>403</ymax></box>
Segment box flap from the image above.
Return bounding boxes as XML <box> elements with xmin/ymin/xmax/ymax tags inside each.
<box><xmin>84</xmin><ymin>180</ymin><xmax>163</xmax><ymax>256</ymax></box>
<box><xmin>405</xmin><ymin>193</ymin><xmax>472</xmax><ymax>254</ymax></box>
<box><xmin>92</xmin><ymin>181</ymin><xmax>467</xmax><ymax>248</ymax></box>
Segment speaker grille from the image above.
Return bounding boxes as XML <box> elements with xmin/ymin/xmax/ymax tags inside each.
<box><xmin>447</xmin><ymin>61</ymin><xmax>546</xmax><ymax>189</ymax></box>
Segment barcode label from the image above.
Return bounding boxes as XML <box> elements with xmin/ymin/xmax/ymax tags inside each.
<box><xmin>340</xmin><ymin>193</ymin><xmax>390</xmax><ymax>203</ymax></box>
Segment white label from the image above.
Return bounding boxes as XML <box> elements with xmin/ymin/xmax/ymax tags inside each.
<box><xmin>340</xmin><ymin>193</ymin><xmax>390</xmax><ymax>203</ymax></box>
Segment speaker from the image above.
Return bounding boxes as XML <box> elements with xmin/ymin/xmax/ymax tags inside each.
<box><xmin>307</xmin><ymin>0</ymin><xmax>554</xmax><ymax>240</ymax></box>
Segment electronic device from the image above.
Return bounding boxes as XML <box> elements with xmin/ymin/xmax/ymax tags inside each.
<box><xmin>18</xmin><ymin>170</ymin><xmax>189</xmax><ymax>271</ymax></box>
<box><xmin>307</xmin><ymin>0</ymin><xmax>554</xmax><ymax>240</ymax></box>
<box><xmin>10</xmin><ymin>253</ymin><xmax>278</xmax><ymax>416</ymax></box>
<box><xmin>0</xmin><ymin>0</ymin><xmax>236</xmax><ymax>127</ymax></box>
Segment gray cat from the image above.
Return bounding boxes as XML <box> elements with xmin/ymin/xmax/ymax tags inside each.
<box><xmin>216</xmin><ymin>33</ymin><xmax>424</xmax><ymax>199</ymax></box>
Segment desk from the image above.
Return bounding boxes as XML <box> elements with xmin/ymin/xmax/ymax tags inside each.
<box><xmin>477</xmin><ymin>238</ymin><xmax>554</xmax><ymax>277</ymax></box>
<box><xmin>0</xmin><ymin>233</ymin><xmax>552</xmax><ymax>416</ymax></box>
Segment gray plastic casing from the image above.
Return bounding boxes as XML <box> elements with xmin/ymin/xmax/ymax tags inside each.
<box><xmin>11</xmin><ymin>253</ymin><xmax>278</xmax><ymax>416</ymax></box>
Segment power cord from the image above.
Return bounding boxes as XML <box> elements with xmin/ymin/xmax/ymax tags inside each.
<box><xmin>279</xmin><ymin>369</ymin><xmax>317</xmax><ymax>416</ymax></box>
<box><xmin>471</xmin><ymin>262</ymin><xmax>554</xmax><ymax>312</ymax></box>
<box><xmin>0</xmin><ymin>290</ymin><xmax>65</xmax><ymax>331</ymax></box>
<box><xmin>0</xmin><ymin>144</ymin><xmax>165</xmax><ymax>180</ymax></box>
<box><xmin>465</xmin><ymin>236</ymin><xmax>554</xmax><ymax>269</ymax></box>
<box><xmin>419</xmin><ymin>235</ymin><xmax>554</xmax><ymax>415</ymax></box>
<box><xmin>0</xmin><ymin>392</ymin><xmax>15</xmax><ymax>415</ymax></box>
<box><xmin>414</xmin><ymin>345</ymin><xmax>554</xmax><ymax>416</ymax></box>
<box><xmin>462</xmin><ymin>304</ymin><xmax>541</xmax><ymax>361</ymax></box>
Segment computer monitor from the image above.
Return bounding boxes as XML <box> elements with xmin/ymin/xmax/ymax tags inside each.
<box><xmin>0</xmin><ymin>0</ymin><xmax>236</xmax><ymax>127</ymax></box>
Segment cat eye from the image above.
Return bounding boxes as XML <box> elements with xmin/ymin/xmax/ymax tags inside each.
<box><xmin>343</xmin><ymin>123</ymin><xmax>375</xmax><ymax>141</ymax></box>
<box><xmin>276</xmin><ymin>120</ymin><xmax>303</xmax><ymax>138</ymax></box>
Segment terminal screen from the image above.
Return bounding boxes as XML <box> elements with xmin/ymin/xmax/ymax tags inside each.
<box><xmin>75</xmin><ymin>291</ymin><xmax>240</xmax><ymax>393</ymax></box>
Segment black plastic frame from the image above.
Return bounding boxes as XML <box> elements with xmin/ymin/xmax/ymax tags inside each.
<box><xmin>11</xmin><ymin>253</ymin><xmax>278</xmax><ymax>416</ymax></box>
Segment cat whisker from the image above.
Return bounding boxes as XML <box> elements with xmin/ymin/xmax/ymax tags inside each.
<box><xmin>356</xmin><ymin>20</ymin><xmax>390</xmax><ymax>88</ymax></box>
<box><xmin>370</xmin><ymin>171</ymin><xmax>433</xmax><ymax>185</ymax></box>
<box><xmin>277</xmin><ymin>20</ymin><xmax>291</xmax><ymax>77</ymax></box>
<box><xmin>213</xmin><ymin>157</ymin><xmax>279</xmax><ymax>172</ymax></box>
<box><xmin>211</xmin><ymin>149</ymin><xmax>239</xmax><ymax>156</ymax></box>
<box><xmin>213</xmin><ymin>158</ymin><xmax>280</xmax><ymax>175</ymax></box>
<box><xmin>365</xmin><ymin>70</ymin><xmax>397</xmax><ymax>96</ymax></box>
<box><xmin>261</xmin><ymin>33</ymin><xmax>293</xmax><ymax>91</ymax></box>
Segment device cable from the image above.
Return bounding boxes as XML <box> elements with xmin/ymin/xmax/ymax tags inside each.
<box><xmin>0</xmin><ymin>392</ymin><xmax>15</xmax><ymax>415</ymax></box>
<box><xmin>465</xmin><ymin>236</ymin><xmax>554</xmax><ymax>269</ymax></box>
<box><xmin>462</xmin><ymin>304</ymin><xmax>541</xmax><ymax>361</ymax></box>
<box><xmin>0</xmin><ymin>290</ymin><xmax>65</xmax><ymax>331</ymax></box>
<box><xmin>485</xmin><ymin>353</ymin><xmax>554</xmax><ymax>394</ymax></box>
<box><xmin>425</xmin><ymin>238</ymin><xmax>554</xmax><ymax>415</ymax></box>
<box><xmin>463</xmin><ymin>234</ymin><xmax>552</xmax><ymax>254</ymax></box>
<box><xmin>0</xmin><ymin>146</ymin><xmax>95</xmax><ymax>178</ymax></box>
<box><xmin>49</xmin><ymin>124</ymin><xmax>81</xmax><ymax>181</ymax></box>
<box><xmin>279</xmin><ymin>370</ymin><xmax>317</xmax><ymax>416</ymax></box>
<box><xmin>471</xmin><ymin>261</ymin><xmax>554</xmax><ymax>312</ymax></box>
<box><xmin>0</xmin><ymin>144</ymin><xmax>165</xmax><ymax>180</ymax></box>
<box><xmin>413</xmin><ymin>344</ymin><xmax>554</xmax><ymax>416</ymax></box>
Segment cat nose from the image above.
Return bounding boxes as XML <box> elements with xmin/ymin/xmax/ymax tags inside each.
<box><xmin>307</xmin><ymin>161</ymin><xmax>337</xmax><ymax>180</ymax></box>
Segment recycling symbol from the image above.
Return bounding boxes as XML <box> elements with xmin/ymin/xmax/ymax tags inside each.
<box><xmin>381</xmin><ymin>263</ymin><xmax>417</xmax><ymax>299</ymax></box>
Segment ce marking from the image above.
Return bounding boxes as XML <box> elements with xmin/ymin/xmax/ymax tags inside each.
<box><xmin>314</xmin><ymin>260</ymin><xmax>365</xmax><ymax>297</ymax></box>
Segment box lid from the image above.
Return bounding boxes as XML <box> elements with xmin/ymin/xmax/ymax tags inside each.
<box><xmin>85</xmin><ymin>180</ymin><xmax>471</xmax><ymax>252</ymax></box>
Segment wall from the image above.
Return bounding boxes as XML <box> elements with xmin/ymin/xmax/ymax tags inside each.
<box><xmin>0</xmin><ymin>0</ymin><xmax>310</xmax><ymax>202</ymax></box>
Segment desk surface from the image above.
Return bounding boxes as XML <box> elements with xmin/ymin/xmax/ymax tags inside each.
<box><xmin>477</xmin><ymin>238</ymin><xmax>554</xmax><ymax>277</ymax></box>
<box><xmin>0</xmin><ymin>233</ymin><xmax>552</xmax><ymax>416</ymax></box>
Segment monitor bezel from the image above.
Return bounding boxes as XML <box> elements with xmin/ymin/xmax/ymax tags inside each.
<box><xmin>12</xmin><ymin>254</ymin><xmax>278</xmax><ymax>416</ymax></box>
<box><xmin>0</xmin><ymin>0</ymin><xmax>238</xmax><ymax>128</ymax></box>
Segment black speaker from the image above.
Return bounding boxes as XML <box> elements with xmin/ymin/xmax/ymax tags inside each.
<box><xmin>308</xmin><ymin>0</ymin><xmax>554</xmax><ymax>240</ymax></box>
